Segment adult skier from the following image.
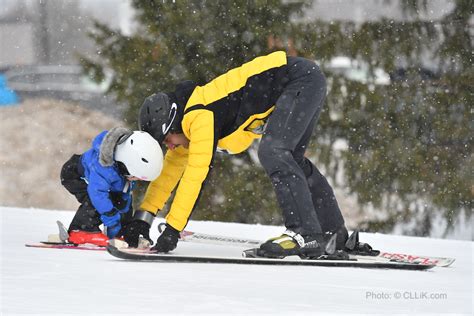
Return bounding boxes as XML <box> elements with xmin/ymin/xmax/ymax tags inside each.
<box><xmin>124</xmin><ymin>51</ymin><xmax>349</xmax><ymax>258</ymax></box>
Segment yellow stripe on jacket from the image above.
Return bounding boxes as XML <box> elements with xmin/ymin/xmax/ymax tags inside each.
<box><xmin>186</xmin><ymin>51</ymin><xmax>287</xmax><ymax>111</ymax></box>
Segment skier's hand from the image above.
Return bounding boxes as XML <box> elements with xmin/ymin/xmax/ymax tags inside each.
<box><xmin>152</xmin><ymin>224</ymin><xmax>179</xmax><ymax>253</ymax></box>
<box><xmin>123</xmin><ymin>220</ymin><xmax>153</xmax><ymax>248</ymax></box>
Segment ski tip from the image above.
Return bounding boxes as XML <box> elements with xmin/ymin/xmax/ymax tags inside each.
<box><xmin>106</xmin><ymin>244</ymin><xmax>121</xmax><ymax>257</ymax></box>
<box><xmin>106</xmin><ymin>244</ymin><xmax>117</xmax><ymax>252</ymax></box>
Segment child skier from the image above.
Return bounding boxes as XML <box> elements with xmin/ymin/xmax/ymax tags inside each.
<box><xmin>60</xmin><ymin>127</ymin><xmax>163</xmax><ymax>246</ymax></box>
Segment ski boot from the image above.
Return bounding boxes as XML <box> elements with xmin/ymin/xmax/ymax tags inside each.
<box><xmin>258</xmin><ymin>230</ymin><xmax>327</xmax><ymax>259</ymax></box>
<box><xmin>68</xmin><ymin>230</ymin><xmax>109</xmax><ymax>247</ymax></box>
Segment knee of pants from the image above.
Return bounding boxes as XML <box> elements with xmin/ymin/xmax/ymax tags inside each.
<box><xmin>258</xmin><ymin>141</ymin><xmax>292</xmax><ymax>175</ymax></box>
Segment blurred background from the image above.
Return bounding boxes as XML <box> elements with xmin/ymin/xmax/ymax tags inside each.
<box><xmin>0</xmin><ymin>0</ymin><xmax>471</xmax><ymax>240</ymax></box>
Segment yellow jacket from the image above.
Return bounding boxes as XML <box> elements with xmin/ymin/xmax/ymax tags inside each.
<box><xmin>140</xmin><ymin>51</ymin><xmax>288</xmax><ymax>231</ymax></box>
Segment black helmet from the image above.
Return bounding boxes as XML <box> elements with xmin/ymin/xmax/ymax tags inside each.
<box><xmin>138</xmin><ymin>92</ymin><xmax>179</xmax><ymax>143</ymax></box>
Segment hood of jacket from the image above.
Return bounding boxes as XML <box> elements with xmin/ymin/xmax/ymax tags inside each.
<box><xmin>98</xmin><ymin>127</ymin><xmax>132</xmax><ymax>167</ymax></box>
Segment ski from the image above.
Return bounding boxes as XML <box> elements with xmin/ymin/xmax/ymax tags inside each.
<box><xmin>25</xmin><ymin>220</ymin><xmax>106</xmax><ymax>251</ymax></box>
<box><xmin>25</xmin><ymin>242</ymin><xmax>105</xmax><ymax>251</ymax></box>
<box><xmin>27</xmin><ymin>220</ymin><xmax>455</xmax><ymax>268</ymax></box>
<box><xmin>25</xmin><ymin>222</ymin><xmax>152</xmax><ymax>251</ymax></box>
<box><xmin>179</xmin><ymin>229</ymin><xmax>455</xmax><ymax>267</ymax></box>
<box><xmin>106</xmin><ymin>245</ymin><xmax>434</xmax><ymax>270</ymax></box>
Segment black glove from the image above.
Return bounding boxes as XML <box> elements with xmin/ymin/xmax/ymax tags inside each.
<box><xmin>110</xmin><ymin>192</ymin><xmax>129</xmax><ymax>211</ymax></box>
<box><xmin>123</xmin><ymin>220</ymin><xmax>153</xmax><ymax>248</ymax></box>
<box><xmin>151</xmin><ymin>224</ymin><xmax>180</xmax><ymax>253</ymax></box>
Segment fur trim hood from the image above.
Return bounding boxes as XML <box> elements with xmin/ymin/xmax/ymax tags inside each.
<box><xmin>99</xmin><ymin>127</ymin><xmax>132</xmax><ymax>167</ymax></box>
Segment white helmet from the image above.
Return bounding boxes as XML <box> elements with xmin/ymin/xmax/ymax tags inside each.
<box><xmin>114</xmin><ymin>131</ymin><xmax>163</xmax><ymax>181</ymax></box>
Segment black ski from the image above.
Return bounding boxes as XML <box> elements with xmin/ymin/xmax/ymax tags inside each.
<box><xmin>106</xmin><ymin>245</ymin><xmax>434</xmax><ymax>270</ymax></box>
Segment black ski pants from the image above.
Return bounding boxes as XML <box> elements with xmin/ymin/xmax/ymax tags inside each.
<box><xmin>258</xmin><ymin>57</ymin><xmax>345</xmax><ymax>237</ymax></box>
<box><xmin>60</xmin><ymin>154</ymin><xmax>132</xmax><ymax>232</ymax></box>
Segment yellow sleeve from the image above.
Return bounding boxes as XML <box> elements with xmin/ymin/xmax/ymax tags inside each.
<box><xmin>166</xmin><ymin>110</ymin><xmax>215</xmax><ymax>231</ymax></box>
<box><xmin>140</xmin><ymin>146</ymin><xmax>188</xmax><ymax>215</ymax></box>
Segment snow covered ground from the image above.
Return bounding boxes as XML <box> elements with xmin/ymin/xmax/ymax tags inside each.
<box><xmin>1</xmin><ymin>206</ymin><xmax>472</xmax><ymax>315</ymax></box>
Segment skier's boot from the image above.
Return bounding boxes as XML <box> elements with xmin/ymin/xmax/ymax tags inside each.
<box><xmin>68</xmin><ymin>230</ymin><xmax>109</xmax><ymax>247</ymax></box>
<box><xmin>259</xmin><ymin>230</ymin><xmax>326</xmax><ymax>259</ymax></box>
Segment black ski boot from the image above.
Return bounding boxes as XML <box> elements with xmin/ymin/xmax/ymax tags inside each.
<box><xmin>259</xmin><ymin>230</ymin><xmax>327</xmax><ymax>259</ymax></box>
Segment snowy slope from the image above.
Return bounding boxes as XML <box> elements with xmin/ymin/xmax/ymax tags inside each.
<box><xmin>1</xmin><ymin>207</ymin><xmax>472</xmax><ymax>315</ymax></box>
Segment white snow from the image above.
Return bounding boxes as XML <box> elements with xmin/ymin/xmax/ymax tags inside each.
<box><xmin>1</xmin><ymin>206</ymin><xmax>472</xmax><ymax>315</ymax></box>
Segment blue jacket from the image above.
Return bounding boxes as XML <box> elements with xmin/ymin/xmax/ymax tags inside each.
<box><xmin>81</xmin><ymin>131</ymin><xmax>134</xmax><ymax>215</ymax></box>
